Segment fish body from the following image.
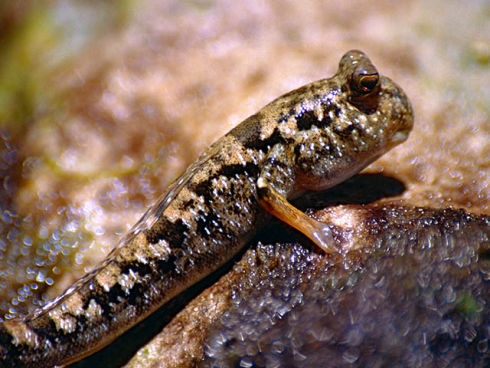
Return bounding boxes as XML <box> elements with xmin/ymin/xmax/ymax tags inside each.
<box><xmin>0</xmin><ymin>50</ymin><xmax>413</xmax><ymax>367</ymax></box>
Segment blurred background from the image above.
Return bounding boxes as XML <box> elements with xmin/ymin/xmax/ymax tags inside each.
<box><xmin>0</xmin><ymin>0</ymin><xmax>488</xmax><ymax>366</ymax></box>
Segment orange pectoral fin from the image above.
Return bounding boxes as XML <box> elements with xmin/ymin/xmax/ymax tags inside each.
<box><xmin>257</xmin><ymin>177</ymin><xmax>337</xmax><ymax>253</ymax></box>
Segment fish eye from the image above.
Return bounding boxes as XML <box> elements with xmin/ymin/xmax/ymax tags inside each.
<box><xmin>347</xmin><ymin>64</ymin><xmax>381</xmax><ymax>112</ymax></box>
<box><xmin>352</xmin><ymin>67</ymin><xmax>379</xmax><ymax>94</ymax></box>
<box><xmin>358</xmin><ymin>74</ymin><xmax>379</xmax><ymax>92</ymax></box>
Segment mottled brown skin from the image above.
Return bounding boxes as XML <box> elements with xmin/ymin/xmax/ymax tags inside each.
<box><xmin>0</xmin><ymin>50</ymin><xmax>413</xmax><ymax>367</ymax></box>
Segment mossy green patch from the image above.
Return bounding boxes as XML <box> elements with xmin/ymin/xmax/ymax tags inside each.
<box><xmin>455</xmin><ymin>291</ymin><xmax>481</xmax><ymax>317</ymax></box>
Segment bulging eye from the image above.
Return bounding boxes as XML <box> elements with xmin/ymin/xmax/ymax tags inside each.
<box><xmin>348</xmin><ymin>65</ymin><xmax>381</xmax><ymax>112</ymax></box>
<box><xmin>351</xmin><ymin>65</ymin><xmax>379</xmax><ymax>95</ymax></box>
<box><xmin>358</xmin><ymin>73</ymin><xmax>379</xmax><ymax>93</ymax></box>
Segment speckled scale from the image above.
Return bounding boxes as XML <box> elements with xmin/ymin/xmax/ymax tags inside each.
<box><xmin>0</xmin><ymin>50</ymin><xmax>413</xmax><ymax>367</ymax></box>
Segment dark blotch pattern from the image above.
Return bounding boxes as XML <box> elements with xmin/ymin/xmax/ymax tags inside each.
<box><xmin>295</xmin><ymin>110</ymin><xmax>318</xmax><ymax>131</ymax></box>
<box><xmin>192</xmin><ymin>162</ymin><xmax>260</xmax><ymax>206</ymax></box>
<box><xmin>243</xmin><ymin>127</ymin><xmax>289</xmax><ymax>152</ymax></box>
<box><xmin>156</xmin><ymin>254</ymin><xmax>177</xmax><ymax>276</ymax></box>
<box><xmin>295</xmin><ymin>103</ymin><xmax>338</xmax><ymax>131</ymax></box>
<box><xmin>219</xmin><ymin>162</ymin><xmax>260</xmax><ymax>180</ymax></box>
<box><xmin>144</xmin><ymin>218</ymin><xmax>189</xmax><ymax>246</ymax></box>
<box><xmin>334</xmin><ymin>122</ymin><xmax>358</xmax><ymax>137</ymax></box>
<box><xmin>29</xmin><ymin>314</ymin><xmax>60</xmax><ymax>341</ymax></box>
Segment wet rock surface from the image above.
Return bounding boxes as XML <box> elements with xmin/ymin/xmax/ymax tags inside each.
<box><xmin>203</xmin><ymin>206</ymin><xmax>489</xmax><ymax>367</ymax></box>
